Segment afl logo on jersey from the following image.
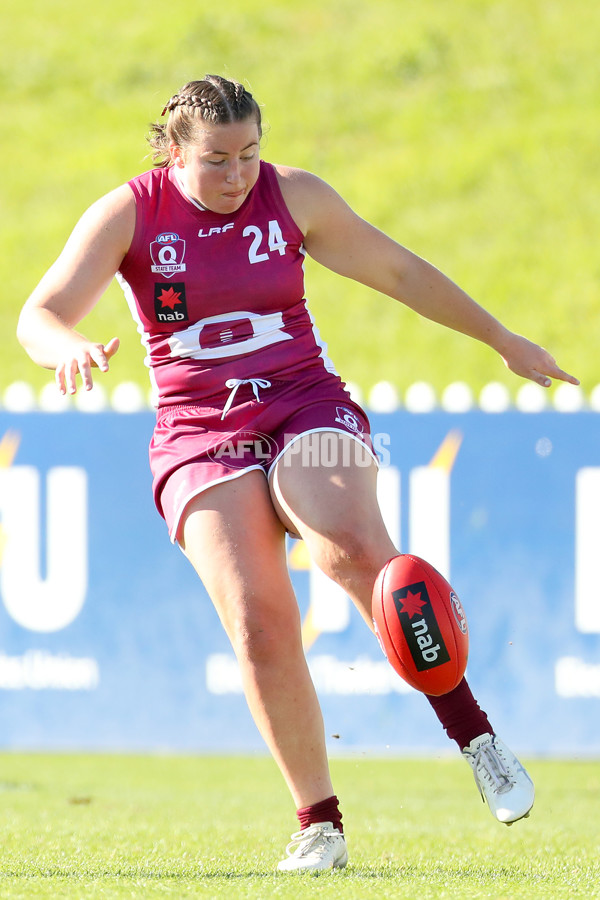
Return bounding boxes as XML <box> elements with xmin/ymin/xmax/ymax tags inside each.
<box><xmin>150</xmin><ymin>233</ymin><xmax>187</xmax><ymax>279</ymax></box>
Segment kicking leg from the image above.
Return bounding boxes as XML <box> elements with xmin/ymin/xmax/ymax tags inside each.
<box><xmin>271</xmin><ymin>432</ymin><xmax>534</xmax><ymax>824</ymax></box>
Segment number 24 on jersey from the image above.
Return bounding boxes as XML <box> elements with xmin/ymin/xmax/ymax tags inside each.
<box><xmin>243</xmin><ymin>220</ymin><xmax>287</xmax><ymax>264</ymax></box>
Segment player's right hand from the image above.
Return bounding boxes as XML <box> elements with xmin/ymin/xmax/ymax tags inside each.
<box><xmin>55</xmin><ymin>336</ymin><xmax>120</xmax><ymax>395</ymax></box>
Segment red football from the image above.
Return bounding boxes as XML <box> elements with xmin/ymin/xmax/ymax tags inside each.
<box><xmin>372</xmin><ymin>554</ymin><xmax>469</xmax><ymax>696</ymax></box>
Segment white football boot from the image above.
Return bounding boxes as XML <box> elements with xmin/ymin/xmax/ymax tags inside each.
<box><xmin>277</xmin><ymin>822</ymin><xmax>348</xmax><ymax>873</ymax></box>
<box><xmin>462</xmin><ymin>733</ymin><xmax>535</xmax><ymax>824</ymax></box>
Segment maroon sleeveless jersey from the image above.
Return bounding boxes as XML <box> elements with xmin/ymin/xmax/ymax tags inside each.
<box><xmin>117</xmin><ymin>161</ymin><xmax>338</xmax><ymax>406</ymax></box>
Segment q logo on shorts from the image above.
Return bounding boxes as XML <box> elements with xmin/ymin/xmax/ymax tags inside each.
<box><xmin>334</xmin><ymin>407</ymin><xmax>364</xmax><ymax>435</ymax></box>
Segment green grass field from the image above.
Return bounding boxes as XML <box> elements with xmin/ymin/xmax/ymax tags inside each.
<box><xmin>2</xmin><ymin>0</ymin><xmax>597</xmax><ymax>399</ymax></box>
<box><xmin>0</xmin><ymin>753</ymin><xmax>598</xmax><ymax>898</ymax></box>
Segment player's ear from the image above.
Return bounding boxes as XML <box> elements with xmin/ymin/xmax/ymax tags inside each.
<box><xmin>169</xmin><ymin>142</ymin><xmax>185</xmax><ymax>168</ymax></box>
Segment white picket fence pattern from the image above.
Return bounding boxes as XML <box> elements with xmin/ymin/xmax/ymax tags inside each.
<box><xmin>0</xmin><ymin>378</ymin><xmax>593</xmax><ymax>413</ymax></box>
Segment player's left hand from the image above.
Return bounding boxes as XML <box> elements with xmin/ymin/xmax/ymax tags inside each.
<box><xmin>500</xmin><ymin>333</ymin><xmax>579</xmax><ymax>388</ymax></box>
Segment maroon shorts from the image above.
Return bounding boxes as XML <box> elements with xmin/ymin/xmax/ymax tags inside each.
<box><xmin>150</xmin><ymin>373</ymin><xmax>375</xmax><ymax>542</ymax></box>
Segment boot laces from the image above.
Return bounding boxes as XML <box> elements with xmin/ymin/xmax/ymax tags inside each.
<box><xmin>284</xmin><ymin>824</ymin><xmax>338</xmax><ymax>859</ymax></box>
<box><xmin>476</xmin><ymin>743</ymin><xmax>514</xmax><ymax>795</ymax></box>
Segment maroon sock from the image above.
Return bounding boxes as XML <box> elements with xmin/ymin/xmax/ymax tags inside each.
<box><xmin>296</xmin><ymin>794</ymin><xmax>343</xmax><ymax>834</ymax></box>
<box><xmin>426</xmin><ymin>678</ymin><xmax>493</xmax><ymax>750</ymax></box>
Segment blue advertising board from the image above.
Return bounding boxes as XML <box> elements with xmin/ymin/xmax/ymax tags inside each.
<box><xmin>0</xmin><ymin>410</ymin><xmax>598</xmax><ymax>755</ymax></box>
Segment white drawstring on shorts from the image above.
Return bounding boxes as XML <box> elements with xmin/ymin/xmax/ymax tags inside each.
<box><xmin>221</xmin><ymin>378</ymin><xmax>272</xmax><ymax>420</ymax></box>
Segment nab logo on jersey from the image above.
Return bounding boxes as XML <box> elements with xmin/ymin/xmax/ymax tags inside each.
<box><xmin>154</xmin><ymin>283</ymin><xmax>189</xmax><ymax>324</ymax></box>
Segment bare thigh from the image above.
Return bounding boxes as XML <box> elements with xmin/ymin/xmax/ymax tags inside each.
<box><xmin>269</xmin><ymin>431</ymin><xmax>397</xmax><ymax>622</ymax></box>
<box><xmin>178</xmin><ymin>469</ymin><xmax>300</xmax><ymax>642</ymax></box>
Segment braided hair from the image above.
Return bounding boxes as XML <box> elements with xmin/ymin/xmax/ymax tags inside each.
<box><xmin>148</xmin><ymin>75</ymin><xmax>262</xmax><ymax>167</ymax></box>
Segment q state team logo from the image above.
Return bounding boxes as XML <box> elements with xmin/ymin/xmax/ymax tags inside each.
<box><xmin>334</xmin><ymin>406</ymin><xmax>364</xmax><ymax>435</ymax></box>
<box><xmin>150</xmin><ymin>232</ymin><xmax>187</xmax><ymax>278</ymax></box>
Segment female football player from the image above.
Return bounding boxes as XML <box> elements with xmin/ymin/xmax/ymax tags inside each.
<box><xmin>17</xmin><ymin>75</ymin><xmax>578</xmax><ymax>873</ymax></box>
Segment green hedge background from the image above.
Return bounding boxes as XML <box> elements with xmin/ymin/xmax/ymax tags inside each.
<box><xmin>2</xmin><ymin>0</ymin><xmax>595</xmax><ymax>399</ymax></box>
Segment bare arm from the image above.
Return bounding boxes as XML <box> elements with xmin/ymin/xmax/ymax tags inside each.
<box><xmin>17</xmin><ymin>184</ymin><xmax>136</xmax><ymax>394</ymax></box>
<box><xmin>277</xmin><ymin>167</ymin><xmax>579</xmax><ymax>388</ymax></box>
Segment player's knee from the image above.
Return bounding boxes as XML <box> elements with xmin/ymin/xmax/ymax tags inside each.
<box><xmin>313</xmin><ymin>527</ymin><xmax>387</xmax><ymax>587</ymax></box>
<box><xmin>228</xmin><ymin>606</ymin><xmax>301</xmax><ymax>668</ymax></box>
